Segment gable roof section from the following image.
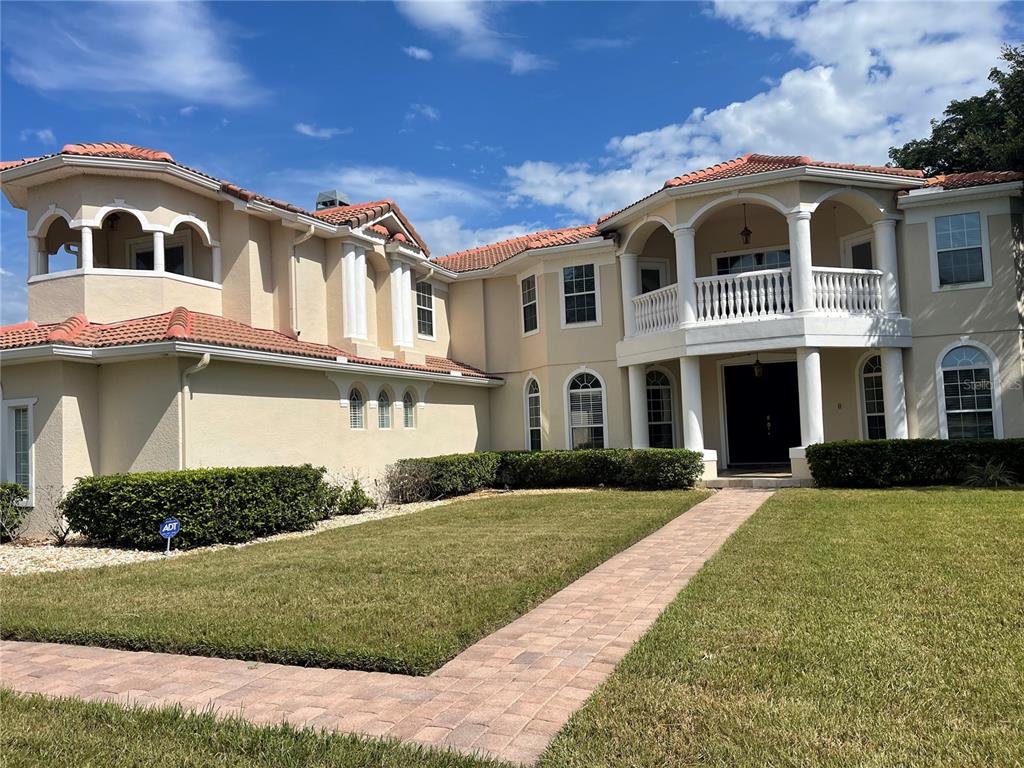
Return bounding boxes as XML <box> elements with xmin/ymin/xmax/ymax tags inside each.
<box><xmin>662</xmin><ymin>153</ymin><xmax>924</xmax><ymax>189</ymax></box>
<box><xmin>0</xmin><ymin>309</ymin><xmax>494</xmax><ymax>380</ymax></box>
<box><xmin>312</xmin><ymin>200</ymin><xmax>430</xmax><ymax>256</ymax></box>
<box><xmin>433</xmin><ymin>224</ymin><xmax>602</xmax><ymax>273</ymax></box>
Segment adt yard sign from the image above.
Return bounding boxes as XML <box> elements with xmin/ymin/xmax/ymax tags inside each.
<box><xmin>159</xmin><ymin>517</ymin><xmax>180</xmax><ymax>555</ymax></box>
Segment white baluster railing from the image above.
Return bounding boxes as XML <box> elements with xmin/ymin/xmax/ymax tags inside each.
<box><xmin>632</xmin><ymin>283</ymin><xmax>679</xmax><ymax>336</ymax></box>
<box><xmin>694</xmin><ymin>268</ymin><xmax>793</xmax><ymax>322</ymax></box>
<box><xmin>811</xmin><ymin>267</ymin><xmax>883</xmax><ymax>314</ymax></box>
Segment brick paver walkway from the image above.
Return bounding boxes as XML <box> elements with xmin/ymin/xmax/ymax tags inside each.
<box><xmin>1</xmin><ymin>489</ymin><xmax>771</xmax><ymax>765</ymax></box>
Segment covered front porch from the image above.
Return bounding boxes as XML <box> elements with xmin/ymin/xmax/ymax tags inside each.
<box><xmin>623</xmin><ymin>346</ymin><xmax>910</xmax><ymax>479</ymax></box>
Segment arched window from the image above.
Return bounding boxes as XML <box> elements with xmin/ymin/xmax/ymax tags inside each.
<box><xmin>941</xmin><ymin>346</ymin><xmax>995</xmax><ymax>439</ymax></box>
<box><xmin>860</xmin><ymin>355</ymin><xmax>886</xmax><ymax>439</ymax></box>
<box><xmin>403</xmin><ymin>392</ymin><xmax>416</xmax><ymax>429</ymax></box>
<box><xmin>567</xmin><ymin>372</ymin><xmax>605</xmax><ymax>449</ymax></box>
<box><xmin>526</xmin><ymin>379</ymin><xmax>542</xmax><ymax>451</ymax></box>
<box><xmin>349</xmin><ymin>389</ymin><xmax>364</xmax><ymax>429</ymax></box>
<box><xmin>378</xmin><ymin>391</ymin><xmax>392</xmax><ymax>429</ymax></box>
<box><xmin>646</xmin><ymin>370</ymin><xmax>674</xmax><ymax>448</ymax></box>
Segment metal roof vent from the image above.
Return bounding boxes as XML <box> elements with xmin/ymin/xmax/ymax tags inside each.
<box><xmin>316</xmin><ymin>189</ymin><xmax>349</xmax><ymax>210</ymax></box>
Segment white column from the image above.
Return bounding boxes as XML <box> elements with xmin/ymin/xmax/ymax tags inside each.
<box><xmin>679</xmin><ymin>355</ymin><xmax>705</xmax><ymax>452</ymax></box>
<box><xmin>881</xmin><ymin>347</ymin><xmax>909</xmax><ymax>439</ymax></box>
<box><xmin>673</xmin><ymin>227</ymin><xmax>697</xmax><ymax>326</ymax></box>
<box><xmin>212</xmin><ymin>246</ymin><xmax>222</xmax><ymax>284</ymax></box>
<box><xmin>619</xmin><ymin>253</ymin><xmax>639</xmax><ymax>337</ymax></box>
<box><xmin>342</xmin><ymin>242</ymin><xmax>356</xmax><ymax>337</ymax></box>
<box><xmin>27</xmin><ymin>236</ymin><xmax>41</xmax><ymax>277</ymax></box>
<box><xmin>350</xmin><ymin>245</ymin><xmax>367</xmax><ymax>340</ymax></box>
<box><xmin>390</xmin><ymin>260</ymin><xmax>408</xmax><ymax>347</ymax></box>
<box><xmin>787</xmin><ymin>210</ymin><xmax>814</xmax><ymax>313</ymax></box>
<box><xmin>401</xmin><ymin>263</ymin><xmax>414</xmax><ymax>345</ymax></box>
<box><xmin>796</xmin><ymin>347</ymin><xmax>825</xmax><ymax>445</ymax></box>
<box><xmin>872</xmin><ymin>218</ymin><xmax>900</xmax><ymax>315</ymax></box>
<box><xmin>628</xmin><ymin>365</ymin><xmax>649</xmax><ymax>449</ymax></box>
<box><xmin>151</xmin><ymin>231</ymin><xmax>165</xmax><ymax>273</ymax></box>
<box><xmin>79</xmin><ymin>226</ymin><xmax>93</xmax><ymax>271</ymax></box>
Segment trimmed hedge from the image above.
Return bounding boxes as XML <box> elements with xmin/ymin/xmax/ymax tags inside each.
<box><xmin>806</xmin><ymin>438</ymin><xmax>1024</xmax><ymax>487</ymax></box>
<box><xmin>62</xmin><ymin>465</ymin><xmax>332</xmax><ymax>551</ymax></box>
<box><xmin>387</xmin><ymin>448</ymin><xmax>705</xmax><ymax>502</ymax></box>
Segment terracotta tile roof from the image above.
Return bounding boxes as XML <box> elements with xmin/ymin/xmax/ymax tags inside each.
<box><xmin>1</xmin><ymin>143</ymin><xmax>428</xmax><ymax>253</ymax></box>
<box><xmin>433</xmin><ymin>224</ymin><xmax>602</xmax><ymax>273</ymax></box>
<box><xmin>921</xmin><ymin>170</ymin><xmax>1024</xmax><ymax>191</ymax></box>
<box><xmin>0</xmin><ymin>309</ymin><xmax>494</xmax><ymax>380</ymax></box>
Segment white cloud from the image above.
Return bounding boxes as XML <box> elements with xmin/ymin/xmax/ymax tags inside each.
<box><xmin>572</xmin><ymin>37</ymin><xmax>635</xmax><ymax>51</ymax></box>
<box><xmin>415</xmin><ymin>216</ymin><xmax>545</xmax><ymax>256</ymax></box>
<box><xmin>406</xmin><ymin>103</ymin><xmax>441</xmax><ymax>122</ymax></box>
<box><xmin>396</xmin><ymin>1</ymin><xmax>552</xmax><ymax>75</ymax></box>
<box><xmin>3</xmin><ymin>1</ymin><xmax>264</xmax><ymax>107</ymax></box>
<box><xmin>403</xmin><ymin>45</ymin><xmax>433</xmax><ymax>61</ymax></box>
<box><xmin>504</xmin><ymin>0</ymin><xmax>1013</xmax><ymax>219</ymax></box>
<box><xmin>19</xmin><ymin>128</ymin><xmax>56</xmax><ymax>145</ymax></box>
<box><xmin>294</xmin><ymin>123</ymin><xmax>353</xmax><ymax>139</ymax></box>
<box><xmin>179</xmin><ymin>105</ymin><xmax>198</xmax><ymax>116</ymax></box>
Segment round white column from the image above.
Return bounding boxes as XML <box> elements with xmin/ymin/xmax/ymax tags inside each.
<box><xmin>673</xmin><ymin>227</ymin><xmax>697</xmax><ymax>326</ymax></box>
<box><xmin>787</xmin><ymin>211</ymin><xmax>814</xmax><ymax>313</ymax></box>
<box><xmin>881</xmin><ymin>347</ymin><xmax>909</xmax><ymax>439</ymax></box>
<box><xmin>619</xmin><ymin>253</ymin><xmax>639</xmax><ymax>337</ymax></box>
<box><xmin>872</xmin><ymin>218</ymin><xmax>900</xmax><ymax>315</ymax></box>
<box><xmin>354</xmin><ymin>246</ymin><xmax>368</xmax><ymax>340</ymax></box>
<box><xmin>628</xmin><ymin>364</ymin><xmax>649</xmax><ymax>449</ymax></box>
<box><xmin>151</xmin><ymin>230</ymin><xmax>165</xmax><ymax>273</ymax></box>
<box><xmin>342</xmin><ymin>242</ymin><xmax>357</xmax><ymax>338</ymax></box>
<box><xmin>679</xmin><ymin>355</ymin><xmax>705</xmax><ymax>452</ymax></box>
<box><xmin>390</xmin><ymin>259</ymin><xmax>407</xmax><ymax>347</ymax></box>
<box><xmin>27</xmin><ymin>236</ymin><xmax>42</xmax><ymax>277</ymax></box>
<box><xmin>796</xmin><ymin>347</ymin><xmax>824</xmax><ymax>445</ymax></box>
<box><xmin>79</xmin><ymin>226</ymin><xmax>94</xmax><ymax>271</ymax></box>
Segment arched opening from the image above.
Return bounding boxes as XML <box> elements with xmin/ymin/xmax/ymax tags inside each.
<box><xmin>809</xmin><ymin>198</ymin><xmax>877</xmax><ymax>269</ymax></box>
<box><xmin>40</xmin><ymin>215</ymin><xmax>81</xmax><ymax>273</ymax></box>
<box><xmin>94</xmin><ymin>209</ymin><xmax>147</xmax><ymax>270</ymax></box>
<box><xmin>694</xmin><ymin>200</ymin><xmax>790</xmax><ymax>278</ymax></box>
<box><xmin>525</xmin><ymin>378</ymin><xmax>541</xmax><ymax>451</ymax></box>
<box><xmin>622</xmin><ymin>220</ymin><xmax>676</xmax><ymax>293</ymax></box>
<box><xmin>377</xmin><ymin>390</ymin><xmax>392</xmax><ymax>430</ymax></box>
<box><xmin>170</xmin><ymin>221</ymin><xmax>215</xmax><ymax>280</ymax></box>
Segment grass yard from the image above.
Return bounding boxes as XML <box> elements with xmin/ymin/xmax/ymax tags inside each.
<box><xmin>0</xmin><ymin>489</ymin><xmax>708</xmax><ymax>675</ymax></box>
<box><xmin>0</xmin><ymin>690</ymin><xmax>510</xmax><ymax>768</ymax></box>
<box><xmin>540</xmin><ymin>488</ymin><xmax>1024</xmax><ymax>767</ymax></box>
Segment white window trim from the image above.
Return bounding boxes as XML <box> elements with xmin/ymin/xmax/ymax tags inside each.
<box><xmin>348</xmin><ymin>388</ymin><xmax>366</xmax><ymax>430</ymax></box>
<box><xmin>840</xmin><ymin>228</ymin><xmax>874</xmax><ymax>269</ymax></box>
<box><xmin>563</xmin><ymin>367</ymin><xmax>607</xmax><ymax>450</ymax></box>
<box><xmin>638</xmin><ymin>260</ymin><xmax>669</xmax><ymax>293</ymax></box>
<box><xmin>559</xmin><ymin>263</ymin><xmax>602</xmax><ymax>329</ymax></box>
<box><xmin>520</xmin><ymin>271</ymin><xmax>540</xmax><ymax>338</ymax></box>
<box><xmin>126</xmin><ymin>232</ymin><xmax>193</xmax><ymax>274</ymax></box>
<box><xmin>377</xmin><ymin>390</ymin><xmax>393</xmax><ymax>430</ymax></box>
<box><xmin>645</xmin><ymin>364</ymin><xmax>678</xmax><ymax>448</ymax></box>
<box><xmin>2</xmin><ymin>397</ymin><xmax>36</xmax><ymax>507</ymax></box>
<box><xmin>927</xmin><ymin>210</ymin><xmax>992</xmax><ymax>292</ymax></box>
<box><xmin>854</xmin><ymin>350</ymin><xmax>886</xmax><ymax>440</ymax></box>
<box><xmin>416</xmin><ymin>280</ymin><xmax>436</xmax><ymax>341</ymax></box>
<box><xmin>523</xmin><ymin>375</ymin><xmax>542</xmax><ymax>450</ymax></box>
<box><xmin>935</xmin><ymin>338</ymin><xmax>1004</xmax><ymax>439</ymax></box>
<box><xmin>401</xmin><ymin>391</ymin><xmax>417</xmax><ymax>429</ymax></box>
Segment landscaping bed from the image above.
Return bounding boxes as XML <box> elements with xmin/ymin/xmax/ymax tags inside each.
<box><xmin>0</xmin><ymin>489</ymin><xmax>708</xmax><ymax>675</ymax></box>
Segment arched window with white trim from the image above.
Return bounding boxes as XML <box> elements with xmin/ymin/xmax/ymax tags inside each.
<box><xmin>646</xmin><ymin>370</ymin><xmax>674</xmax><ymax>448</ymax></box>
<box><xmin>860</xmin><ymin>355</ymin><xmax>886</xmax><ymax>439</ymax></box>
<box><xmin>349</xmin><ymin>389</ymin><xmax>364</xmax><ymax>429</ymax></box>
<box><xmin>403</xmin><ymin>392</ymin><xmax>416</xmax><ymax>429</ymax></box>
<box><xmin>567</xmin><ymin>372</ymin><xmax>605</xmax><ymax>449</ymax></box>
<box><xmin>940</xmin><ymin>346</ymin><xmax>995</xmax><ymax>439</ymax></box>
<box><xmin>378</xmin><ymin>391</ymin><xmax>392</xmax><ymax>429</ymax></box>
<box><xmin>526</xmin><ymin>378</ymin><xmax>542</xmax><ymax>451</ymax></box>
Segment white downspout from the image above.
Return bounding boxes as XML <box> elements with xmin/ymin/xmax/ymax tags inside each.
<box><xmin>291</xmin><ymin>225</ymin><xmax>315</xmax><ymax>337</ymax></box>
<box><xmin>179</xmin><ymin>353</ymin><xmax>211</xmax><ymax>469</ymax></box>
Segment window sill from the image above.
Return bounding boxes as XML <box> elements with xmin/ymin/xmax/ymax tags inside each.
<box><xmin>560</xmin><ymin>320</ymin><xmax>602</xmax><ymax>329</ymax></box>
<box><xmin>522</xmin><ymin>328</ymin><xmax>540</xmax><ymax>338</ymax></box>
<box><xmin>933</xmin><ymin>279</ymin><xmax>992</xmax><ymax>292</ymax></box>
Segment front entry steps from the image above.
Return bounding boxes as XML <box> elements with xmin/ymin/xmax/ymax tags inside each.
<box><xmin>705</xmin><ymin>471</ymin><xmax>815</xmax><ymax>489</ymax></box>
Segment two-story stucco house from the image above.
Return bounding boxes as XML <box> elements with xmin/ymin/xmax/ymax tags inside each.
<box><xmin>2</xmin><ymin>143</ymin><xmax>1021</xmax><ymax>532</ymax></box>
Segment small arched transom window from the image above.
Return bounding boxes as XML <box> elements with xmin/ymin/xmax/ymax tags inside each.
<box><xmin>941</xmin><ymin>346</ymin><xmax>995</xmax><ymax>439</ymax></box>
<box><xmin>526</xmin><ymin>379</ymin><xmax>542</xmax><ymax>451</ymax></box>
<box><xmin>349</xmin><ymin>389</ymin><xmax>364</xmax><ymax>429</ymax></box>
<box><xmin>567</xmin><ymin>372</ymin><xmax>605</xmax><ymax>449</ymax></box>
<box><xmin>403</xmin><ymin>392</ymin><xmax>416</xmax><ymax>429</ymax></box>
<box><xmin>861</xmin><ymin>355</ymin><xmax>886</xmax><ymax>440</ymax></box>
<box><xmin>378</xmin><ymin>391</ymin><xmax>392</xmax><ymax>429</ymax></box>
<box><xmin>646</xmin><ymin>370</ymin><xmax>674</xmax><ymax>448</ymax></box>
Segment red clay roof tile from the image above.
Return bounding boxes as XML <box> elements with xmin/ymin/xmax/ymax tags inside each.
<box><xmin>433</xmin><ymin>224</ymin><xmax>602</xmax><ymax>273</ymax></box>
<box><xmin>921</xmin><ymin>170</ymin><xmax>1024</xmax><ymax>190</ymax></box>
<box><xmin>60</xmin><ymin>142</ymin><xmax>174</xmax><ymax>162</ymax></box>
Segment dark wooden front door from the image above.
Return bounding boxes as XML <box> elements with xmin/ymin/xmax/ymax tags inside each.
<box><xmin>724</xmin><ymin>361</ymin><xmax>802</xmax><ymax>465</ymax></box>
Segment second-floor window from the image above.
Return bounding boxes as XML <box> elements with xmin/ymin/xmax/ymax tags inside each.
<box><xmin>416</xmin><ymin>281</ymin><xmax>434</xmax><ymax>337</ymax></box>
<box><xmin>521</xmin><ymin>275</ymin><xmax>538</xmax><ymax>334</ymax></box>
<box><xmin>562</xmin><ymin>264</ymin><xmax>597</xmax><ymax>325</ymax></box>
<box><xmin>935</xmin><ymin>212</ymin><xmax>984</xmax><ymax>286</ymax></box>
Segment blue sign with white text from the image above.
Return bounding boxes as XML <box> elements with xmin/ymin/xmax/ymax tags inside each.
<box><xmin>159</xmin><ymin>517</ymin><xmax>181</xmax><ymax>539</ymax></box>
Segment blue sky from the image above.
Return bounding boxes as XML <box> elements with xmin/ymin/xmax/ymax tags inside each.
<box><xmin>2</xmin><ymin>0</ymin><xmax>1022</xmax><ymax>323</ymax></box>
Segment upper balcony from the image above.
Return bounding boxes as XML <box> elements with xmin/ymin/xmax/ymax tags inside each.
<box><xmin>26</xmin><ymin>205</ymin><xmax>222</xmax><ymax>325</ymax></box>
<box><xmin>616</xmin><ymin>191</ymin><xmax>911</xmax><ymax>360</ymax></box>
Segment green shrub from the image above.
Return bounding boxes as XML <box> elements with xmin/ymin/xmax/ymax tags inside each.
<box><xmin>338</xmin><ymin>479</ymin><xmax>376</xmax><ymax>515</ymax></box>
<box><xmin>62</xmin><ymin>465</ymin><xmax>329</xmax><ymax>550</ymax></box>
<box><xmin>387</xmin><ymin>448</ymin><xmax>704</xmax><ymax>502</ymax></box>
<box><xmin>0</xmin><ymin>483</ymin><xmax>29</xmax><ymax>542</ymax></box>
<box><xmin>806</xmin><ymin>439</ymin><xmax>1024</xmax><ymax>487</ymax></box>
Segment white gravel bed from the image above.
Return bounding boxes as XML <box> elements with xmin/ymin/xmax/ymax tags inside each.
<box><xmin>0</xmin><ymin>500</ymin><xmax>445</xmax><ymax>577</ymax></box>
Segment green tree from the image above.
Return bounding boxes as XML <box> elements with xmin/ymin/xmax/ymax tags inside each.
<box><xmin>889</xmin><ymin>45</ymin><xmax>1024</xmax><ymax>174</ymax></box>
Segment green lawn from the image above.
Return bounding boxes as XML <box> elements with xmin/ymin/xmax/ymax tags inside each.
<box><xmin>540</xmin><ymin>488</ymin><xmax>1024</xmax><ymax>767</ymax></box>
<box><xmin>0</xmin><ymin>490</ymin><xmax>708</xmax><ymax>675</ymax></box>
<box><xmin>0</xmin><ymin>690</ymin><xmax>510</xmax><ymax>768</ymax></box>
